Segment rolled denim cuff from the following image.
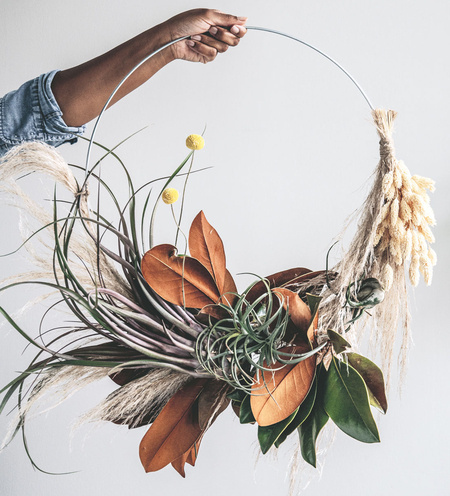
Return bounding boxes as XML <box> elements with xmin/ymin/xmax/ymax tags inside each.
<box><xmin>0</xmin><ymin>70</ymin><xmax>86</xmax><ymax>156</ymax></box>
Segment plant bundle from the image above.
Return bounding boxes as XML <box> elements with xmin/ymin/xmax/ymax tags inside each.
<box><xmin>0</xmin><ymin>115</ymin><xmax>435</xmax><ymax>479</ymax></box>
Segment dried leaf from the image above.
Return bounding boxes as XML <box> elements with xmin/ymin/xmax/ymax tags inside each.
<box><xmin>246</xmin><ymin>267</ymin><xmax>313</xmax><ymax>303</ymax></box>
<box><xmin>189</xmin><ymin>211</ymin><xmax>228</xmax><ymax>293</ymax></box>
<box><xmin>139</xmin><ymin>379</ymin><xmax>206</xmax><ymax>472</ymax></box>
<box><xmin>141</xmin><ymin>244</ymin><xmax>220</xmax><ymax>308</ymax></box>
<box><xmin>186</xmin><ymin>440</ymin><xmax>201</xmax><ymax>466</ymax></box>
<box><xmin>171</xmin><ymin>450</ymin><xmax>190</xmax><ymax>478</ymax></box>
<box><xmin>197</xmin><ymin>380</ymin><xmax>230</xmax><ymax>430</ymax></box>
<box><xmin>251</xmin><ymin>343</ymin><xmax>316</xmax><ymax>427</ymax></box>
<box><xmin>272</xmin><ymin>287</ymin><xmax>311</xmax><ymax>336</ymax></box>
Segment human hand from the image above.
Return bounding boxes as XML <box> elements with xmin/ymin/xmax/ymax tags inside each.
<box><xmin>160</xmin><ymin>9</ymin><xmax>247</xmax><ymax>64</ymax></box>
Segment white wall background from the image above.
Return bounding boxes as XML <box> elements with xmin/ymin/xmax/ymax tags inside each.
<box><xmin>1</xmin><ymin>1</ymin><xmax>449</xmax><ymax>495</ymax></box>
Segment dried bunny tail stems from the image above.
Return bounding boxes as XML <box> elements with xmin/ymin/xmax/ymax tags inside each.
<box><xmin>0</xmin><ymin>143</ymin><xmax>130</xmax><ymax>299</ymax></box>
<box><xmin>316</xmin><ymin>110</ymin><xmax>410</xmax><ymax>384</ymax></box>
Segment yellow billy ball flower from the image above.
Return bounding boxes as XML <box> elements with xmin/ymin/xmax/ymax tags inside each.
<box><xmin>162</xmin><ymin>188</ymin><xmax>179</xmax><ymax>205</ymax></box>
<box><xmin>186</xmin><ymin>134</ymin><xmax>205</xmax><ymax>150</ymax></box>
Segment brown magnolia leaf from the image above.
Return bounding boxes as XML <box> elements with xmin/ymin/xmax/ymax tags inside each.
<box><xmin>139</xmin><ymin>379</ymin><xmax>206</xmax><ymax>472</ymax></box>
<box><xmin>250</xmin><ymin>343</ymin><xmax>316</xmax><ymax>427</ymax></box>
<box><xmin>246</xmin><ymin>267</ymin><xmax>313</xmax><ymax>303</ymax></box>
<box><xmin>272</xmin><ymin>287</ymin><xmax>312</xmax><ymax>337</ymax></box>
<box><xmin>219</xmin><ymin>269</ymin><xmax>237</xmax><ymax>307</ymax></box>
<box><xmin>189</xmin><ymin>211</ymin><xmax>228</xmax><ymax>293</ymax></box>
<box><xmin>197</xmin><ymin>380</ymin><xmax>230</xmax><ymax>430</ymax></box>
<box><xmin>186</xmin><ymin>439</ymin><xmax>201</xmax><ymax>466</ymax></box>
<box><xmin>141</xmin><ymin>244</ymin><xmax>220</xmax><ymax>308</ymax></box>
<box><xmin>171</xmin><ymin>449</ymin><xmax>190</xmax><ymax>478</ymax></box>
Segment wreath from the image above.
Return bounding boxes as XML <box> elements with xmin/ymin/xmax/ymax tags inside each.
<box><xmin>0</xmin><ymin>27</ymin><xmax>436</xmax><ymax>481</ymax></box>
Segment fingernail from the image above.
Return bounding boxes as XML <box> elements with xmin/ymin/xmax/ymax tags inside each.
<box><xmin>231</xmin><ymin>25</ymin><xmax>240</xmax><ymax>34</ymax></box>
<box><xmin>237</xmin><ymin>16</ymin><xmax>247</xmax><ymax>21</ymax></box>
<box><xmin>210</xmin><ymin>26</ymin><xmax>218</xmax><ymax>35</ymax></box>
<box><xmin>186</xmin><ymin>40</ymin><xmax>195</xmax><ymax>47</ymax></box>
<box><xmin>191</xmin><ymin>35</ymin><xmax>201</xmax><ymax>41</ymax></box>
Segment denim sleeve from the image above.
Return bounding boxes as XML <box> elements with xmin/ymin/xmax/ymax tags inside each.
<box><xmin>0</xmin><ymin>70</ymin><xmax>85</xmax><ymax>157</ymax></box>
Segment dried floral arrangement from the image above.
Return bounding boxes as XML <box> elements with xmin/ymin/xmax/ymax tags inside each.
<box><xmin>0</xmin><ymin>113</ymin><xmax>435</xmax><ymax>477</ymax></box>
<box><xmin>0</xmin><ymin>27</ymin><xmax>437</xmax><ymax>485</ymax></box>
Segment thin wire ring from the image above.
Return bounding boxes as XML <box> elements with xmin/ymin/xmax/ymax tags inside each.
<box><xmin>85</xmin><ymin>26</ymin><xmax>375</xmax><ymax>176</ymax></box>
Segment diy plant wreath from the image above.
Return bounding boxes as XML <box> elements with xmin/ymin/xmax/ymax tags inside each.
<box><xmin>0</xmin><ymin>28</ymin><xmax>436</xmax><ymax>479</ymax></box>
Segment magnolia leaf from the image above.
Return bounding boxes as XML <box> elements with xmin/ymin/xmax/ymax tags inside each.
<box><xmin>139</xmin><ymin>379</ymin><xmax>206</xmax><ymax>472</ymax></box>
<box><xmin>298</xmin><ymin>402</ymin><xmax>329</xmax><ymax>468</ymax></box>
<box><xmin>246</xmin><ymin>267</ymin><xmax>313</xmax><ymax>303</ymax></box>
<box><xmin>306</xmin><ymin>293</ymin><xmax>322</xmax><ymax>343</ymax></box>
<box><xmin>189</xmin><ymin>211</ymin><xmax>228</xmax><ymax>294</ymax></box>
<box><xmin>186</xmin><ymin>440</ymin><xmax>201</xmax><ymax>466</ymax></box>
<box><xmin>272</xmin><ymin>287</ymin><xmax>311</xmax><ymax>337</ymax></box>
<box><xmin>141</xmin><ymin>244</ymin><xmax>220</xmax><ymax>308</ymax></box>
<box><xmin>258</xmin><ymin>409</ymin><xmax>298</xmax><ymax>454</ymax></box>
<box><xmin>274</xmin><ymin>374</ymin><xmax>318</xmax><ymax>448</ymax></box>
<box><xmin>197</xmin><ymin>380</ymin><xmax>230</xmax><ymax>430</ymax></box>
<box><xmin>239</xmin><ymin>394</ymin><xmax>256</xmax><ymax>424</ymax></box>
<box><xmin>171</xmin><ymin>438</ymin><xmax>202</xmax><ymax>476</ymax></box>
<box><xmin>171</xmin><ymin>449</ymin><xmax>190</xmax><ymax>478</ymax></box>
<box><xmin>346</xmin><ymin>352</ymin><xmax>388</xmax><ymax>414</ymax></box>
<box><xmin>251</xmin><ymin>343</ymin><xmax>316</xmax><ymax>427</ymax></box>
<box><xmin>323</xmin><ymin>357</ymin><xmax>380</xmax><ymax>443</ymax></box>
<box><xmin>327</xmin><ymin>329</ymin><xmax>351</xmax><ymax>355</ymax></box>
<box><xmin>220</xmin><ymin>269</ymin><xmax>237</xmax><ymax>307</ymax></box>
<box><xmin>231</xmin><ymin>401</ymin><xmax>241</xmax><ymax>419</ymax></box>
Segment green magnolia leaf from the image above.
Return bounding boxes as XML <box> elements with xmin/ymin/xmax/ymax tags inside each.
<box><xmin>227</xmin><ymin>389</ymin><xmax>246</xmax><ymax>402</ymax></box>
<box><xmin>346</xmin><ymin>352</ymin><xmax>388</xmax><ymax>414</ymax></box>
<box><xmin>239</xmin><ymin>395</ymin><xmax>256</xmax><ymax>424</ymax></box>
<box><xmin>274</xmin><ymin>375</ymin><xmax>318</xmax><ymax>448</ymax></box>
<box><xmin>327</xmin><ymin>329</ymin><xmax>351</xmax><ymax>355</ymax></box>
<box><xmin>323</xmin><ymin>357</ymin><xmax>380</xmax><ymax>443</ymax></box>
<box><xmin>298</xmin><ymin>402</ymin><xmax>329</xmax><ymax>468</ymax></box>
<box><xmin>258</xmin><ymin>410</ymin><xmax>298</xmax><ymax>454</ymax></box>
<box><xmin>306</xmin><ymin>293</ymin><xmax>321</xmax><ymax>317</ymax></box>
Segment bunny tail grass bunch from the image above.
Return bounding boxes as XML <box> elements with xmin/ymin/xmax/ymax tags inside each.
<box><xmin>0</xmin><ymin>117</ymin><xmax>435</xmax><ymax>481</ymax></box>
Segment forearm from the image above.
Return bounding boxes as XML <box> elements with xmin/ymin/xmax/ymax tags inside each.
<box><xmin>52</xmin><ymin>22</ymin><xmax>174</xmax><ymax>127</ymax></box>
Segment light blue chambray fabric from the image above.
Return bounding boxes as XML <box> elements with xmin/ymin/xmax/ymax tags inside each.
<box><xmin>0</xmin><ymin>70</ymin><xmax>85</xmax><ymax>157</ymax></box>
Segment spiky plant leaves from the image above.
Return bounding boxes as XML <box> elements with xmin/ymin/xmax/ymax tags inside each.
<box><xmin>139</xmin><ymin>379</ymin><xmax>206</xmax><ymax>472</ymax></box>
<box><xmin>327</xmin><ymin>329</ymin><xmax>351</xmax><ymax>355</ymax></box>
<box><xmin>274</xmin><ymin>374</ymin><xmax>318</xmax><ymax>448</ymax></box>
<box><xmin>250</xmin><ymin>342</ymin><xmax>316</xmax><ymax>427</ymax></box>
<box><xmin>239</xmin><ymin>394</ymin><xmax>256</xmax><ymax>424</ymax></box>
<box><xmin>258</xmin><ymin>409</ymin><xmax>298</xmax><ymax>454</ymax></box>
<box><xmin>141</xmin><ymin>244</ymin><xmax>220</xmax><ymax>308</ymax></box>
<box><xmin>323</xmin><ymin>357</ymin><xmax>380</xmax><ymax>443</ymax></box>
<box><xmin>272</xmin><ymin>287</ymin><xmax>311</xmax><ymax>339</ymax></box>
<box><xmin>298</xmin><ymin>402</ymin><xmax>330</xmax><ymax>468</ymax></box>
<box><xmin>189</xmin><ymin>211</ymin><xmax>233</xmax><ymax>296</ymax></box>
<box><xmin>346</xmin><ymin>352</ymin><xmax>388</xmax><ymax>413</ymax></box>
